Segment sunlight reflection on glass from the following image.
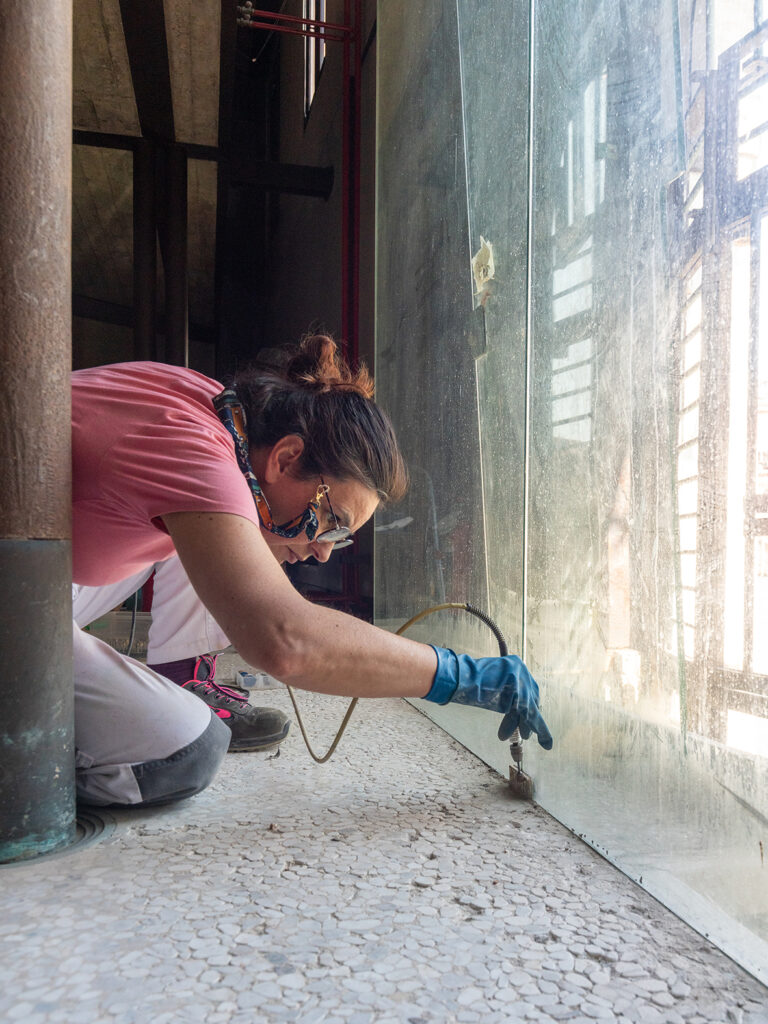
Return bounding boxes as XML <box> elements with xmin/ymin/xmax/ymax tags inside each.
<box><xmin>723</xmin><ymin>237</ymin><xmax>750</xmax><ymax>671</ymax></box>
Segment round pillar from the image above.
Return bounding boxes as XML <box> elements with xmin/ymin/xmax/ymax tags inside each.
<box><xmin>0</xmin><ymin>0</ymin><xmax>75</xmax><ymax>861</ymax></box>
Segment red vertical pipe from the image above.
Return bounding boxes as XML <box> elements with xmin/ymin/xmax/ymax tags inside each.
<box><xmin>341</xmin><ymin>0</ymin><xmax>361</xmax><ymax>366</ymax></box>
<box><xmin>350</xmin><ymin>0</ymin><xmax>362</xmax><ymax>368</ymax></box>
<box><xmin>341</xmin><ymin>0</ymin><xmax>351</xmax><ymax>362</ymax></box>
<box><xmin>341</xmin><ymin>0</ymin><xmax>363</xmax><ymax>609</ymax></box>
<box><xmin>340</xmin><ymin>0</ymin><xmax>352</xmax><ymax>603</ymax></box>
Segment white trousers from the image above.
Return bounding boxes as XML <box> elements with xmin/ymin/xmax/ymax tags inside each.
<box><xmin>72</xmin><ymin>557</ymin><xmax>232</xmax><ymax>806</ymax></box>
<box><xmin>73</xmin><ymin>555</ymin><xmax>231</xmax><ymax>664</ymax></box>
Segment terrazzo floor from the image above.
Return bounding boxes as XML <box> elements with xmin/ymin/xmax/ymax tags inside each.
<box><xmin>1</xmin><ymin>680</ymin><xmax>767</xmax><ymax>1024</ymax></box>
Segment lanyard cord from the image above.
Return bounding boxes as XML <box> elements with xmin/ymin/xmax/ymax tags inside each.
<box><xmin>213</xmin><ymin>388</ymin><xmax>322</xmax><ymax>540</ymax></box>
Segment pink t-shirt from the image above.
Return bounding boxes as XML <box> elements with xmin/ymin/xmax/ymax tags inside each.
<box><xmin>72</xmin><ymin>362</ymin><xmax>260</xmax><ymax>585</ymax></box>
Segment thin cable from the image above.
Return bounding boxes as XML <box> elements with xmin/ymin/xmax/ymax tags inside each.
<box><xmin>285</xmin><ymin>687</ymin><xmax>359</xmax><ymax>764</ymax></box>
<box><xmin>126</xmin><ymin>589</ymin><xmax>138</xmax><ymax>658</ymax></box>
<box><xmin>393</xmin><ymin>601</ymin><xmax>469</xmax><ymax>636</ymax></box>
<box><xmin>285</xmin><ymin>603</ymin><xmax>508</xmax><ymax>763</ymax></box>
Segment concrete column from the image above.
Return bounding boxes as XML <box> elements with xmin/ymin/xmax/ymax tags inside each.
<box><xmin>0</xmin><ymin>0</ymin><xmax>76</xmax><ymax>860</ymax></box>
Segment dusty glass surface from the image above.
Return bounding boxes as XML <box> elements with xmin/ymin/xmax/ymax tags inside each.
<box><xmin>376</xmin><ymin>0</ymin><xmax>768</xmax><ymax>982</ymax></box>
<box><xmin>376</xmin><ymin>0</ymin><xmax>529</xmax><ymax>661</ymax></box>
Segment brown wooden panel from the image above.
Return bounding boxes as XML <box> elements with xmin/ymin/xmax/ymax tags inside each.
<box><xmin>165</xmin><ymin>0</ymin><xmax>221</xmax><ymax>147</ymax></box>
<box><xmin>73</xmin><ymin>0</ymin><xmax>140</xmax><ymax>134</ymax></box>
<box><xmin>72</xmin><ymin>145</ymin><xmax>134</xmax><ymax>308</ymax></box>
<box><xmin>188</xmin><ymin>159</ymin><xmax>217</xmax><ymax>328</ymax></box>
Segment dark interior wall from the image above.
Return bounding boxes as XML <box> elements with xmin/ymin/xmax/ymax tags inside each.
<box><xmin>240</xmin><ymin>1</ymin><xmax>377</xmax><ymax>367</ymax></box>
<box><xmin>215</xmin><ymin>3</ymin><xmax>282</xmax><ymax>376</ymax></box>
<box><xmin>70</xmin><ymin>2</ymin><xmax>378</xmax><ymax>379</ymax></box>
<box><xmin>71</xmin><ymin>141</ymin><xmax>134</xmax><ymax>370</ymax></box>
<box><xmin>72</xmin><ymin>317</ymin><xmax>133</xmax><ymax>369</ymax></box>
<box><xmin>262</xmin><ymin>1</ymin><xmax>351</xmax><ymax>350</ymax></box>
<box><xmin>215</xmin><ymin>1</ymin><xmax>378</xmax><ymax>376</ymax></box>
<box><xmin>257</xmin><ymin>0</ymin><xmax>379</xmax><ymax>610</ymax></box>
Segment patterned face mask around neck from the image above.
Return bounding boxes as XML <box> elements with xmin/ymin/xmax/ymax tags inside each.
<box><xmin>213</xmin><ymin>388</ymin><xmax>324</xmax><ymax>541</ymax></box>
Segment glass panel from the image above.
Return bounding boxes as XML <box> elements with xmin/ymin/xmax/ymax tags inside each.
<box><xmin>376</xmin><ymin>0</ymin><xmax>768</xmax><ymax>984</ymax></box>
<box><xmin>679</xmin><ymin>406</ymin><xmax>699</xmax><ymax>444</ymax></box>
<box><xmin>737</xmin><ymin>80</ymin><xmax>768</xmax><ymax>181</ymax></box>
<box><xmin>678</xmin><ymin>442</ymin><xmax>699</xmax><ymax>481</ymax></box>
<box><xmin>72</xmin><ymin>146</ymin><xmax>133</xmax><ymax>308</ymax></box>
<box><xmin>682</xmin><ymin>367</ymin><xmax>701</xmax><ymax>409</ymax></box>
<box><xmin>756</xmin><ymin>215</ymin><xmax>768</xmax><ymax>494</ymax></box>
<box><xmin>680</xmin><ymin>552</ymin><xmax>697</xmax><ymax>587</ymax></box>
<box><xmin>685</xmin><ymin>294</ymin><xmax>702</xmax><ymax>335</ymax></box>
<box><xmin>678</xmin><ymin>479</ymin><xmax>698</xmax><ymax>516</ymax></box>
<box><xmin>523</xmin><ymin>1</ymin><xmax>768</xmax><ymax>979</ymax></box>
<box><xmin>303</xmin><ymin>0</ymin><xmax>327</xmax><ymax>116</ymax></box>
<box><xmin>376</xmin><ymin>0</ymin><xmax>528</xmax><ymax>664</ymax></box>
<box><xmin>727</xmin><ymin>707</ymin><xmax>768</xmax><ymax>756</ymax></box>
<box><xmin>683</xmin><ymin>332</ymin><xmax>701</xmax><ymax>372</ymax></box>
<box><xmin>753</xmin><ymin>537</ymin><xmax>768</xmax><ymax>674</ymax></box>
<box><xmin>679</xmin><ymin>515</ymin><xmax>697</xmax><ymax>552</ymax></box>
<box><xmin>724</xmin><ymin>237</ymin><xmax>751</xmax><ymax>670</ymax></box>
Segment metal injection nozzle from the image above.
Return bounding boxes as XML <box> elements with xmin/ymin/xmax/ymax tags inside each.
<box><xmin>507</xmin><ymin>730</ymin><xmax>535</xmax><ymax>800</ymax></box>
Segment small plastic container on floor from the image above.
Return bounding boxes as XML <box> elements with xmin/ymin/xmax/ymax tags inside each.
<box><xmin>236</xmin><ymin>669</ymin><xmax>283</xmax><ymax>690</ymax></box>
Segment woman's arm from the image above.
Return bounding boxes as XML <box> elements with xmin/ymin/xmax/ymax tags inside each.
<box><xmin>162</xmin><ymin>510</ymin><xmax>438</xmax><ymax>699</ymax></box>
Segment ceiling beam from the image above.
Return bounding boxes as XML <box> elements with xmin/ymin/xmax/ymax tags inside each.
<box><xmin>73</xmin><ymin>129</ymin><xmax>137</xmax><ymax>151</ymax></box>
<box><xmin>73</xmin><ymin>131</ymin><xmax>333</xmax><ymax>198</ymax></box>
<box><xmin>229</xmin><ymin>159</ymin><xmax>334</xmax><ymax>198</ymax></box>
<box><xmin>73</xmin><ymin>294</ymin><xmax>213</xmax><ymax>345</ymax></box>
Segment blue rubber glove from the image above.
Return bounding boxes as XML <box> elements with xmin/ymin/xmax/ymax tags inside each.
<box><xmin>425</xmin><ymin>646</ymin><xmax>553</xmax><ymax>749</ymax></box>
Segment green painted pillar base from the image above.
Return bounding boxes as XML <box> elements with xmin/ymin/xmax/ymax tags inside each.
<box><xmin>0</xmin><ymin>541</ymin><xmax>75</xmax><ymax>862</ymax></box>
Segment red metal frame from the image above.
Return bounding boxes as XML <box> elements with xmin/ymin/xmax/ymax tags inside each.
<box><xmin>244</xmin><ymin>22</ymin><xmax>347</xmax><ymax>42</ymax></box>
<box><xmin>241</xmin><ymin>3</ymin><xmax>365</xmax><ymax>614</ymax></box>
<box><xmin>242</xmin><ymin>8</ymin><xmax>352</xmax><ymax>35</ymax></box>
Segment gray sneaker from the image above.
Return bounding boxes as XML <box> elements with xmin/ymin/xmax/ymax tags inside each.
<box><xmin>182</xmin><ymin>655</ymin><xmax>290</xmax><ymax>752</ymax></box>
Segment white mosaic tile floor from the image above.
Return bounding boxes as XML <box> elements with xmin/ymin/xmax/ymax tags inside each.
<box><xmin>1</xmin><ymin>685</ymin><xmax>767</xmax><ymax>1024</ymax></box>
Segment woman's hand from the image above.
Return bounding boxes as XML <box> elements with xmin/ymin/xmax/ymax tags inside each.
<box><xmin>426</xmin><ymin>647</ymin><xmax>554</xmax><ymax>748</ymax></box>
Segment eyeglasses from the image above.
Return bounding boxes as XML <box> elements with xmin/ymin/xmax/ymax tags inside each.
<box><xmin>315</xmin><ymin>478</ymin><xmax>354</xmax><ymax>548</ymax></box>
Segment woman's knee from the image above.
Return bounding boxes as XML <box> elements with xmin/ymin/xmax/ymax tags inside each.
<box><xmin>77</xmin><ymin>711</ymin><xmax>231</xmax><ymax>808</ymax></box>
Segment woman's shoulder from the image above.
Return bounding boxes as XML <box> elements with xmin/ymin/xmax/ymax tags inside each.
<box><xmin>72</xmin><ymin>361</ymin><xmax>227</xmax><ymax>428</ymax></box>
<box><xmin>72</xmin><ymin>361</ymin><xmax>259</xmax><ymax>526</ymax></box>
<box><xmin>72</xmin><ymin>360</ymin><xmax>222</xmax><ymax>395</ymax></box>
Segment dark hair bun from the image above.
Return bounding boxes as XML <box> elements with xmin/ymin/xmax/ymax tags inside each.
<box><xmin>230</xmin><ymin>332</ymin><xmax>407</xmax><ymax>503</ymax></box>
<box><xmin>286</xmin><ymin>334</ymin><xmax>374</xmax><ymax>399</ymax></box>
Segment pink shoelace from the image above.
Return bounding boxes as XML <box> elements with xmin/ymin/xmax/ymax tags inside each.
<box><xmin>182</xmin><ymin>655</ymin><xmax>248</xmax><ymax>705</ymax></box>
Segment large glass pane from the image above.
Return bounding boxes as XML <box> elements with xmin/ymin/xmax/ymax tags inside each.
<box><xmin>376</xmin><ymin>0</ymin><xmax>529</xmax><ymax>687</ymax></box>
<box><xmin>524</xmin><ymin>0</ymin><xmax>768</xmax><ymax>981</ymax></box>
<box><xmin>376</xmin><ymin>0</ymin><xmax>768</xmax><ymax>982</ymax></box>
